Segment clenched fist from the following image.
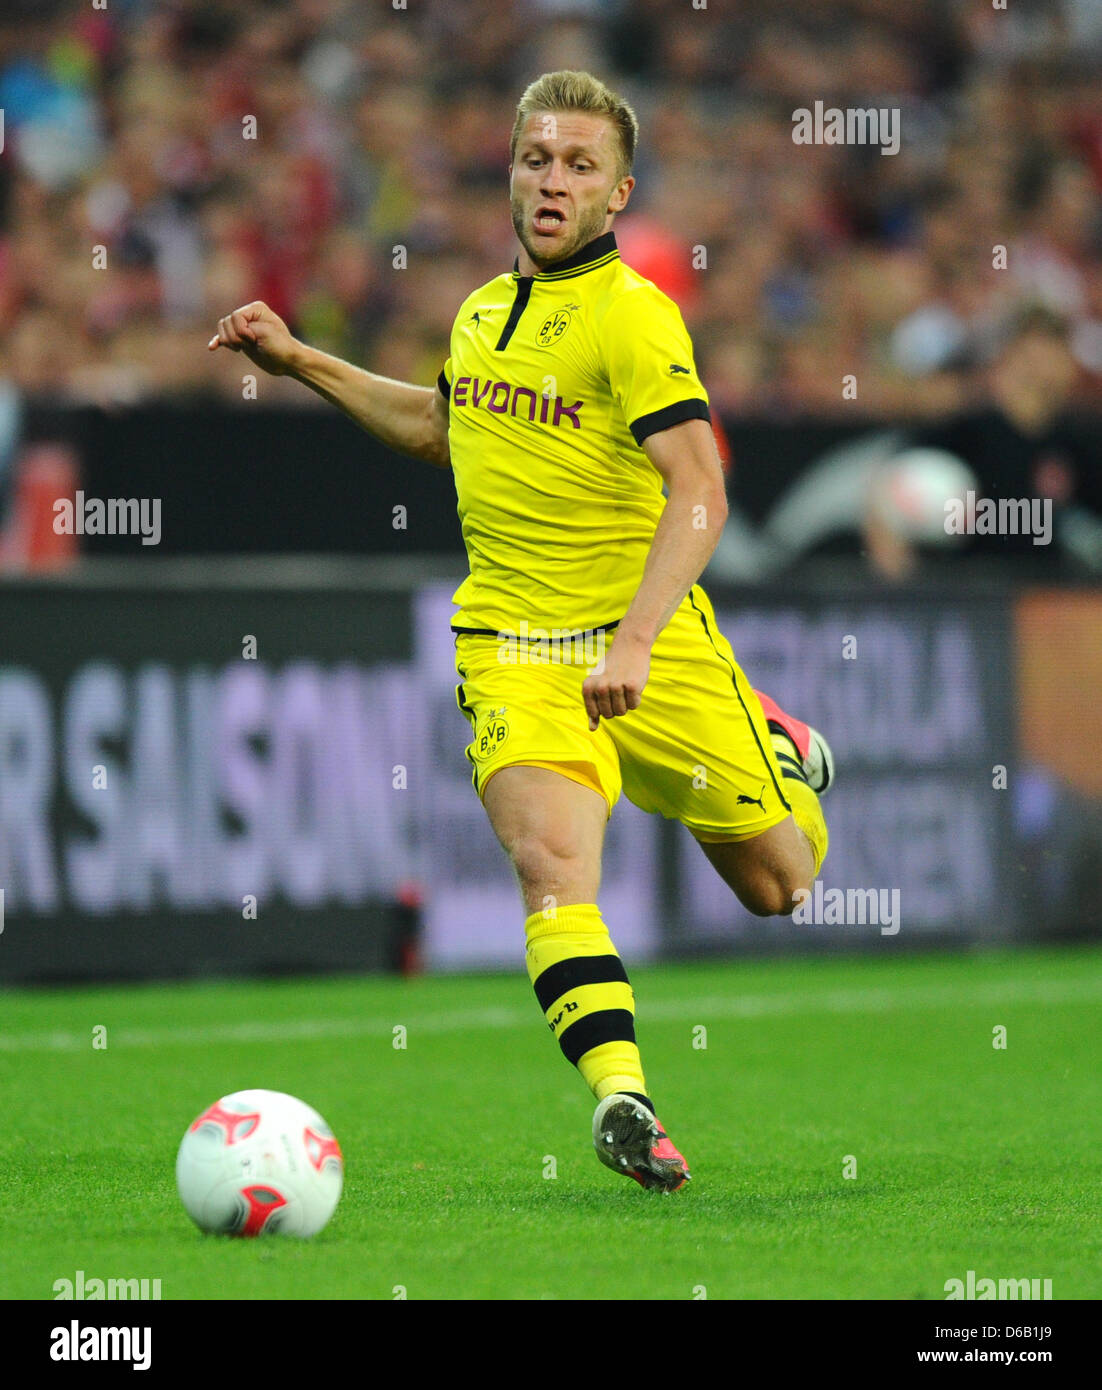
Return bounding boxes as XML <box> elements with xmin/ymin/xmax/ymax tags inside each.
<box><xmin>207</xmin><ymin>302</ymin><xmax>300</xmax><ymax>377</ymax></box>
<box><xmin>582</xmin><ymin>632</ymin><xmax>650</xmax><ymax>731</ymax></box>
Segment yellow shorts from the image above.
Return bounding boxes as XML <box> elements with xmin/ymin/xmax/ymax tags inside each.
<box><xmin>453</xmin><ymin>585</ymin><xmax>792</xmax><ymax>842</ymax></box>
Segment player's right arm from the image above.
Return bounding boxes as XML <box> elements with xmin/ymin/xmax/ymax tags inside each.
<box><xmin>208</xmin><ymin>301</ymin><xmax>450</xmax><ymax>468</ymax></box>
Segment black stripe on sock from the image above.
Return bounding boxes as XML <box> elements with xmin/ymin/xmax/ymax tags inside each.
<box><xmin>558</xmin><ymin>1009</ymin><xmax>636</xmax><ymax>1066</ymax></box>
<box><xmin>532</xmin><ymin>953</ymin><xmax>629</xmax><ymax>1015</ymax></box>
<box><xmin>774</xmin><ymin>751</ymin><xmax>808</xmax><ymax>780</ymax></box>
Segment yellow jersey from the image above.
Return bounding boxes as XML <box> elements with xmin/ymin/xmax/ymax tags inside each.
<box><xmin>438</xmin><ymin>231</ymin><xmax>710</xmax><ymax>635</ymax></box>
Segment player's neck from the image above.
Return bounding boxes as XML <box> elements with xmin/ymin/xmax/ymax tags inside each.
<box><xmin>515</xmin><ymin>227</ymin><xmax>617</xmax><ymax>278</ymax></box>
<box><xmin>516</xmin><ymin>245</ymin><xmax>548</xmax><ymax>277</ymax></box>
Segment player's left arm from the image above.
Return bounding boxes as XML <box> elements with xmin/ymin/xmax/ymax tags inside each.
<box><xmin>581</xmin><ymin>418</ymin><xmax>728</xmax><ymax>730</ymax></box>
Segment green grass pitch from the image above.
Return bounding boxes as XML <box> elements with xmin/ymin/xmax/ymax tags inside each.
<box><xmin>2</xmin><ymin>946</ymin><xmax>1099</xmax><ymax>1300</ymax></box>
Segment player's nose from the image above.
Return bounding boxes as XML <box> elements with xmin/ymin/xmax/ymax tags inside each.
<box><xmin>540</xmin><ymin>161</ymin><xmax>569</xmax><ymax>195</ymax></box>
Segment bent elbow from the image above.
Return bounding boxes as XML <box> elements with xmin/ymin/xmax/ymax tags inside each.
<box><xmin>710</xmin><ymin>483</ymin><xmax>729</xmax><ymax>530</ymax></box>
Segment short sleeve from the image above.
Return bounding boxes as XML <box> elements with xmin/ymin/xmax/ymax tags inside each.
<box><xmin>603</xmin><ymin>288</ymin><xmax>710</xmax><ymax>446</ymax></box>
<box><xmin>437</xmin><ymin>357</ymin><xmax>453</xmax><ymax>400</ymax></box>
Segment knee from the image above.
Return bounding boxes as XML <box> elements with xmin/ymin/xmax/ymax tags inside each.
<box><xmin>738</xmin><ymin>864</ymin><xmax>813</xmax><ymax>918</ymax></box>
<box><xmin>507</xmin><ymin>832</ymin><xmax>586</xmax><ymax>902</ymax></box>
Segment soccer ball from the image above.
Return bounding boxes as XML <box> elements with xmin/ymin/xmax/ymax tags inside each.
<box><xmin>176</xmin><ymin>1089</ymin><xmax>343</xmax><ymax>1237</ymax></box>
<box><xmin>871</xmin><ymin>448</ymin><xmax>977</xmax><ymax>545</ymax></box>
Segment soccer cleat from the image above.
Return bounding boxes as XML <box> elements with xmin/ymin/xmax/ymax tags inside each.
<box><xmin>592</xmin><ymin>1093</ymin><xmax>691</xmax><ymax>1192</ymax></box>
<box><xmin>754</xmin><ymin>689</ymin><xmax>835</xmax><ymax>795</ymax></box>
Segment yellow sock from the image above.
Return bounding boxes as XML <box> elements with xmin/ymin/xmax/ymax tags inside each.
<box><xmin>782</xmin><ymin>776</ymin><xmax>828</xmax><ymax>876</ymax></box>
<box><xmin>525</xmin><ymin>903</ymin><xmax>649</xmax><ymax>1102</ymax></box>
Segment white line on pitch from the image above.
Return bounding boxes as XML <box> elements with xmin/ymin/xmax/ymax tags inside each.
<box><xmin>0</xmin><ymin>976</ymin><xmax>1099</xmax><ymax>1053</ymax></box>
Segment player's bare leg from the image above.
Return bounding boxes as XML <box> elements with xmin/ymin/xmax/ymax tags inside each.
<box><xmin>481</xmin><ymin>764</ymin><xmax>606</xmax><ymax>914</ymax></box>
<box><xmin>696</xmin><ymin>815</ymin><xmax>816</xmax><ymax>918</ymax></box>
<box><xmin>697</xmin><ymin>691</ymin><xmax>834</xmax><ymax>917</ymax></box>
<box><xmin>482</xmin><ymin>764</ymin><xmax>690</xmax><ymax>1191</ymax></box>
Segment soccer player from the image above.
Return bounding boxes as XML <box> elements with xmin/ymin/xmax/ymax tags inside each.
<box><xmin>209</xmin><ymin>70</ymin><xmax>833</xmax><ymax>1193</ymax></box>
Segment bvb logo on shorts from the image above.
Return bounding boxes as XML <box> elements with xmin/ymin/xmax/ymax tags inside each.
<box><xmin>476</xmin><ymin>708</ymin><xmax>510</xmax><ymax>759</ymax></box>
<box><xmin>536</xmin><ymin>309</ymin><xmax>572</xmax><ymax>347</ymax></box>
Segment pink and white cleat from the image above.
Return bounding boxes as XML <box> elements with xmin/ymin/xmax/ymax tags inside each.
<box><xmin>592</xmin><ymin>1094</ymin><xmax>691</xmax><ymax>1192</ymax></box>
<box><xmin>754</xmin><ymin>689</ymin><xmax>835</xmax><ymax>795</ymax></box>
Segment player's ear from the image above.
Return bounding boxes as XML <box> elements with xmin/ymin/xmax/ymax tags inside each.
<box><xmin>609</xmin><ymin>175</ymin><xmax>635</xmax><ymax>213</ymax></box>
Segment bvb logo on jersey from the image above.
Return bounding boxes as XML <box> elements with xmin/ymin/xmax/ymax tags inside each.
<box><xmin>537</xmin><ymin>309</ymin><xmax>572</xmax><ymax>347</ymax></box>
<box><xmin>476</xmin><ymin>709</ymin><xmax>510</xmax><ymax>759</ymax></box>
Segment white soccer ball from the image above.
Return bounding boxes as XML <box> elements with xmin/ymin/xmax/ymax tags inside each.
<box><xmin>871</xmin><ymin>448</ymin><xmax>977</xmax><ymax>545</ymax></box>
<box><xmin>176</xmin><ymin>1089</ymin><xmax>343</xmax><ymax>1238</ymax></box>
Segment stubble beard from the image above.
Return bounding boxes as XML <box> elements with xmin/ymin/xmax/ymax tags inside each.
<box><xmin>510</xmin><ymin>195</ymin><xmax>610</xmax><ymax>270</ymax></box>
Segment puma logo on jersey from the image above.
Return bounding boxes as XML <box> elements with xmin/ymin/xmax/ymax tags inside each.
<box><xmin>736</xmin><ymin>785</ymin><xmax>766</xmax><ymax>811</ymax></box>
<box><xmin>469</xmin><ymin>311</ymin><xmax>488</xmax><ymax>325</ymax></box>
<box><xmin>668</xmin><ymin>363</ymin><xmax>691</xmax><ymax>375</ymax></box>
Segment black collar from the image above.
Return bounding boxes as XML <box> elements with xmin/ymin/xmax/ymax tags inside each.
<box><xmin>513</xmin><ymin>230</ymin><xmax>619</xmax><ymax>279</ymax></box>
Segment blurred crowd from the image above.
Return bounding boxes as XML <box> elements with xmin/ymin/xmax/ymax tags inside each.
<box><xmin>0</xmin><ymin>0</ymin><xmax>1100</xmax><ymax>422</ymax></box>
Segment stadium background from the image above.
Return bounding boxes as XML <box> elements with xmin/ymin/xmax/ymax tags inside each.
<box><xmin>0</xmin><ymin>0</ymin><xmax>1099</xmax><ymax>983</ymax></box>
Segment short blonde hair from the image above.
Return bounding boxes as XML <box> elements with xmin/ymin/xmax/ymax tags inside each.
<box><xmin>510</xmin><ymin>70</ymin><xmax>639</xmax><ymax>180</ymax></box>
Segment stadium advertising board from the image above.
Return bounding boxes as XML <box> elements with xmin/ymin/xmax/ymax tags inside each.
<box><xmin>0</xmin><ymin>575</ymin><xmax>1023</xmax><ymax>981</ymax></box>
